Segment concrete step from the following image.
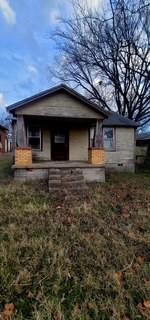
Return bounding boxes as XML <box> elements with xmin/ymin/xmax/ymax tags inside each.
<box><xmin>49</xmin><ymin>180</ymin><xmax>61</xmax><ymax>185</ymax></box>
<box><xmin>49</xmin><ymin>169</ymin><xmax>61</xmax><ymax>174</ymax></box>
<box><xmin>62</xmin><ymin>180</ymin><xmax>85</xmax><ymax>186</ymax></box>
<box><xmin>60</xmin><ymin>169</ymin><xmax>82</xmax><ymax>175</ymax></box>
<box><xmin>61</xmin><ymin>175</ymin><xmax>84</xmax><ymax>182</ymax></box>
<box><xmin>49</xmin><ymin>174</ymin><xmax>61</xmax><ymax>180</ymax></box>
<box><xmin>48</xmin><ymin>167</ymin><xmax>87</xmax><ymax>193</ymax></box>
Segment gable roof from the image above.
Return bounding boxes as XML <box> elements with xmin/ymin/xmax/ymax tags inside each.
<box><xmin>7</xmin><ymin>84</ymin><xmax>108</xmax><ymax>118</ymax></box>
<box><xmin>7</xmin><ymin>83</ymin><xmax>137</xmax><ymax>128</ymax></box>
<box><xmin>0</xmin><ymin>124</ymin><xmax>8</xmax><ymax>131</ymax></box>
<box><xmin>103</xmin><ymin>111</ymin><xmax>137</xmax><ymax>128</ymax></box>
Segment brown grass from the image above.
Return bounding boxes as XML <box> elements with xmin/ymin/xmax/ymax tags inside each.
<box><xmin>0</xmin><ymin>172</ymin><xmax>150</xmax><ymax>319</ymax></box>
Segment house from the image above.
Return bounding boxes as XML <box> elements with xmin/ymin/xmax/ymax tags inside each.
<box><xmin>0</xmin><ymin>124</ymin><xmax>8</xmax><ymax>153</ymax></box>
<box><xmin>7</xmin><ymin>84</ymin><xmax>137</xmax><ymax>185</ymax></box>
<box><xmin>136</xmin><ymin>132</ymin><xmax>150</xmax><ymax>165</ymax></box>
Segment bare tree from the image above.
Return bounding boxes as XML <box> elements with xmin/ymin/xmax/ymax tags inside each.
<box><xmin>52</xmin><ymin>0</ymin><xmax>150</xmax><ymax>126</ymax></box>
<box><xmin>0</xmin><ymin>109</ymin><xmax>10</xmax><ymax>129</ymax></box>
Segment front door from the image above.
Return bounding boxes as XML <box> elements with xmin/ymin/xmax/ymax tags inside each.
<box><xmin>51</xmin><ymin>129</ymin><xmax>69</xmax><ymax>161</ymax></box>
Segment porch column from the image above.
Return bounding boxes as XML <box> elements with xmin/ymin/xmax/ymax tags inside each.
<box><xmin>15</xmin><ymin>115</ymin><xmax>32</xmax><ymax>166</ymax></box>
<box><xmin>94</xmin><ymin>120</ymin><xmax>103</xmax><ymax>148</ymax></box>
<box><xmin>16</xmin><ymin>115</ymin><xmax>26</xmax><ymax>147</ymax></box>
<box><xmin>88</xmin><ymin>119</ymin><xmax>106</xmax><ymax>165</ymax></box>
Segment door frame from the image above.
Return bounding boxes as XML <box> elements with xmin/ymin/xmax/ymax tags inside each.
<box><xmin>51</xmin><ymin>128</ymin><xmax>69</xmax><ymax>161</ymax></box>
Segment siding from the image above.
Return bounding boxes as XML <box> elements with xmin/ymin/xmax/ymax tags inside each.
<box><xmin>69</xmin><ymin>128</ymin><xmax>89</xmax><ymax>161</ymax></box>
<box><xmin>33</xmin><ymin>129</ymin><xmax>51</xmax><ymax>161</ymax></box>
<box><xmin>15</xmin><ymin>92</ymin><xmax>103</xmax><ymax>119</ymax></box>
<box><xmin>105</xmin><ymin>128</ymin><xmax>135</xmax><ymax>172</ymax></box>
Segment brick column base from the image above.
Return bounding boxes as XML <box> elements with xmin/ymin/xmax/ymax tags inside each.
<box><xmin>88</xmin><ymin>148</ymin><xmax>106</xmax><ymax>165</ymax></box>
<box><xmin>15</xmin><ymin>147</ymin><xmax>32</xmax><ymax>166</ymax></box>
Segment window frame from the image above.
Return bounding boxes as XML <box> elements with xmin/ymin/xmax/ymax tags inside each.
<box><xmin>103</xmin><ymin>127</ymin><xmax>116</xmax><ymax>151</ymax></box>
<box><xmin>27</xmin><ymin>126</ymin><xmax>42</xmax><ymax>151</ymax></box>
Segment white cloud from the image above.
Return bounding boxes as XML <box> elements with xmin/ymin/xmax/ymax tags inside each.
<box><xmin>0</xmin><ymin>0</ymin><xmax>16</xmax><ymax>25</ymax></box>
<box><xmin>82</xmin><ymin>0</ymin><xmax>104</xmax><ymax>10</ymax></box>
<box><xmin>0</xmin><ymin>93</ymin><xmax>5</xmax><ymax>106</ymax></box>
<box><xmin>49</xmin><ymin>8</ymin><xmax>60</xmax><ymax>24</ymax></box>
<box><xmin>27</xmin><ymin>65</ymin><xmax>38</xmax><ymax>76</ymax></box>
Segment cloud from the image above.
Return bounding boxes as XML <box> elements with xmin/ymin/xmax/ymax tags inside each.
<box><xmin>82</xmin><ymin>0</ymin><xmax>104</xmax><ymax>10</ymax></box>
<box><xmin>49</xmin><ymin>8</ymin><xmax>61</xmax><ymax>24</ymax></box>
<box><xmin>27</xmin><ymin>65</ymin><xmax>38</xmax><ymax>76</ymax></box>
<box><xmin>0</xmin><ymin>0</ymin><xmax>16</xmax><ymax>25</ymax></box>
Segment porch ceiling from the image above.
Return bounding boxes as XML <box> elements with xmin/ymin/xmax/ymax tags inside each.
<box><xmin>24</xmin><ymin>115</ymin><xmax>98</xmax><ymax>126</ymax></box>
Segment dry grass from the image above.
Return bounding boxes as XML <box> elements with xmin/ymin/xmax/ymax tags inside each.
<box><xmin>0</xmin><ymin>153</ymin><xmax>13</xmax><ymax>180</ymax></box>
<box><xmin>0</xmin><ymin>172</ymin><xmax>150</xmax><ymax>319</ymax></box>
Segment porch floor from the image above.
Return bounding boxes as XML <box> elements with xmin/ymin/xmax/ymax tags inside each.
<box><xmin>12</xmin><ymin>161</ymin><xmax>105</xmax><ymax>169</ymax></box>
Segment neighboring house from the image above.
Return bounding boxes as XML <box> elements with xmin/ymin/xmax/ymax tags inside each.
<box><xmin>0</xmin><ymin>124</ymin><xmax>8</xmax><ymax>153</ymax></box>
<box><xmin>7</xmin><ymin>84</ymin><xmax>137</xmax><ymax>183</ymax></box>
<box><xmin>136</xmin><ymin>132</ymin><xmax>150</xmax><ymax>164</ymax></box>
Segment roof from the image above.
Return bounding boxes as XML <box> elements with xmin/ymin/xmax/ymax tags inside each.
<box><xmin>103</xmin><ymin>111</ymin><xmax>137</xmax><ymax>128</ymax></box>
<box><xmin>136</xmin><ymin>132</ymin><xmax>150</xmax><ymax>141</ymax></box>
<box><xmin>0</xmin><ymin>124</ymin><xmax>8</xmax><ymax>131</ymax></box>
<box><xmin>7</xmin><ymin>83</ymin><xmax>137</xmax><ymax>128</ymax></box>
<box><xmin>7</xmin><ymin>84</ymin><xmax>108</xmax><ymax>118</ymax></box>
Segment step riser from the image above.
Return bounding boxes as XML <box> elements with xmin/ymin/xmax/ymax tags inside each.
<box><xmin>48</xmin><ymin>168</ymin><xmax>88</xmax><ymax>192</ymax></box>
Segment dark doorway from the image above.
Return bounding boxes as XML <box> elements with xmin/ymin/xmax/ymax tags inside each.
<box><xmin>51</xmin><ymin>129</ymin><xmax>69</xmax><ymax>161</ymax></box>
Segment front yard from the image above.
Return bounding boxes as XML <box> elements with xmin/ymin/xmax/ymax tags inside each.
<box><xmin>0</xmin><ymin>153</ymin><xmax>12</xmax><ymax>180</ymax></box>
<box><xmin>0</xmin><ymin>171</ymin><xmax>150</xmax><ymax>319</ymax></box>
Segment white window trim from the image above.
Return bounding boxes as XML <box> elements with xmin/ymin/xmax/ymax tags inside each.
<box><xmin>103</xmin><ymin>127</ymin><xmax>116</xmax><ymax>151</ymax></box>
<box><xmin>27</xmin><ymin>126</ymin><xmax>42</xmax><ymax>151</ymax></box>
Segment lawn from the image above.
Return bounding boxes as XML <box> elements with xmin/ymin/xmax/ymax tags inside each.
<box><xmin>0</xmin><ymin>153</ymin><xmax>13</xmax><ymax>179</ymax></box>
<box><xmin>0</xmin><ymin>172</ymin><xmax>150</xmax><ymax>319</ymax></box>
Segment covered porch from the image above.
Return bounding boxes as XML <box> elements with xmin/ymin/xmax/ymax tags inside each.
<box><xmin>12</xmin><ymin>115</ymin><xmax>106</xmax><ymax>183</ymax></box>
<box><xmin>13</xmin><ymin>115</ymin><xmax>106</xmax><ymax>166</ymax></box>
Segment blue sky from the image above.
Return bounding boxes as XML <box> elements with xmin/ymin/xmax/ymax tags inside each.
<box><xmin>0</xmin><ymin>0</ymin><xmax>73</xmax><ymax>112</ymax></box>
<box><xmin>0</xmin><ymin>0</ymin><xmax>101</xmax><ymax>113</ymax></box>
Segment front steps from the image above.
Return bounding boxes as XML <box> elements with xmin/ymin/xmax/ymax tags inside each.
<box><xmin>48</xmin><ymin>168</ymin><xmax>88</xmax><ymax>193</ymax></box>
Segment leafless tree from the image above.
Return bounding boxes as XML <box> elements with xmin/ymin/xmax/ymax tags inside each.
<box><xmin>52</xmin><ymin>0</ymin><xmax>150</xmax><ymax>126</ymax></box>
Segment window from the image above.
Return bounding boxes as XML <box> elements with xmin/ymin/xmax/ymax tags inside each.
<box><xmin>103</xmin><ymin>127</ymin><xmax>115</xmax><ymax>151</ymax></box>
<box><xmin>28</xmin><ymin>126</ymin><xmax>41</xmax><ymax>150</ymax></box>
<box><xmin>54</xmin><ymin>133</ymin><xmax>66</xmax><ymax>144</ymax></box>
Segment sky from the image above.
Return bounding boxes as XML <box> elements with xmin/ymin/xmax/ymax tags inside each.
<box><xmin>0</xmin><ymin>0</ymin><xmax>103</xmax><ymax>114</ymax></box>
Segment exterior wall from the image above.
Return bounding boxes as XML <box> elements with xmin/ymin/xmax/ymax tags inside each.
<box><xmin>69</xmin><ymin>128</ymin><xmax>89</xmax><ymax>161</ymax></box>
<box><xmin>82</xmin><ymin>167</ymin><xmax>105</xmax><ymax>182</ymax></box>
<box><xmin>0</xmin><ymin>129</ymin><xmax>7</xmax><ymax>153</ymax></box>
<box><xmin>136</xmin><ymin>144</ymin><xmax>149</xmax><ymax>164</ymax></box>
<box><xmin>105</xmin><ymin>128</ymin><xmax>135</xmax><ymax>172</ymax></box>
<box><xmin>32</xmin><ymin>129</ymin><xmax>51</xmax><ymax>161</ymax></box>
<box><xmin>14</xmin><ymin>168</ymin><xmax>49</xmax><ymax>181</ymax></box>
<box><xmin>15</xmin><ymin>92</ymin><xmax>103</xmax><ymax>120</ymax></box>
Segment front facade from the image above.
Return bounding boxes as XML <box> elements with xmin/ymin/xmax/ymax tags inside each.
<box><xmin>7</xmin><ymin>84</ymin><xmax>137</xmax><ymax>182</ymax></box>
<box><xmin>0</xmin><ymin>125</ymin><xmax>8</xmax><ymax>153</ymax></box>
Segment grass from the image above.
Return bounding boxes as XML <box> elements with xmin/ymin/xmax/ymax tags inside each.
<box><xmin>0</xmin><ymin>172</ymin><xmax>150</xmax><ymax>319</ymax></box>
<box><xmin>0</xmin><ymin>154</ymin><xmax>13</xmax><ymax>179</ymax></box>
